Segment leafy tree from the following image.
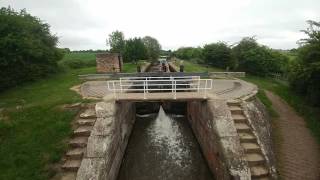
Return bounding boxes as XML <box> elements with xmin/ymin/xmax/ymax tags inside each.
<box><xmin>174</xmin><ymin>47</ymin><xmax>203</xmax><ymax>63</ymax></box>
<box><xmin>203</xmin><ymin>42</ymin><xmax>234</xmax><ymax>69</ymax></box>
<box><xmin>0</xmin><ymin>7</ymin><xmax>63</xmax><ymax>91</ymax></box>
<box><xmin>123</xmin><ymin>38</ymin><xmax>147</xmax><ymax>63</ymax></box>
<box><xmin>142</xmin><ymin>36</ymin><xmax>161</xmax><ymax>60</ymax></box>
<box><xmin>289</xmin><ymin>20</ymin><xmax>320</xmax><ymax>106</ymax></box>
<box><xmin>232</xmin><ymin>37</ymin><xmax>287</xmax><ymax>76</ymax></box>
<box><xmin>107</xmin><ymin>30</ymin><xmax>125</xmax><ymax>53</ymax></box>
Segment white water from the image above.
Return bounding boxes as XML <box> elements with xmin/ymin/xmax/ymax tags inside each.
<box><xmin>147</xmin><ymin>106</ymin><xmax>191</xmax><ymax>168</ymax></box>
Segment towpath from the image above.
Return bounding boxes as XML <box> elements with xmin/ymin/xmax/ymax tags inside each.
<box><xmin>265</xmin><ymin>91</ymin><xmax>320</xmax><ymax>180</ymax></box>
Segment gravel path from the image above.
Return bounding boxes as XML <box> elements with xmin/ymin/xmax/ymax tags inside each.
<box><xmin>265</xmin><ymin>91</ymin><xmax>320</xmax><ymax>180</ymax></box>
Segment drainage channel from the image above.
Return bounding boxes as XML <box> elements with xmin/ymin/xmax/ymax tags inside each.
<box><xmin>117</xmin><ymin>102</ymin><xmax>213</xmax><ymax>180</ymax></box>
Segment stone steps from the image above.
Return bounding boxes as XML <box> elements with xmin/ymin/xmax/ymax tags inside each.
<box><xmin>229</xmin><ymin>105</ymin><xmax>243</xmax><ymax>115</ymax></box>
<box><xmin>250</xmin><ymin>165</ymin><xmax>269</xmax><ymax>178</ymax></box>
<box><xmin>241</xmin><ymin>142</ymin><xmax>261</xmax><ymax>153</ymax></box>
<box><xmin>239</xmin><ymin>132</ymin><xmax>257</xmax><ymax>143</ymax></box>
<box><xmin>76</xmin><ymin>119</ymin><xmax>96</xmax><ymax>126</ymax></box>
<box><xmin>62</xmin><ymin>159</ymin><xmax>82</xmax><ymax>171</ymax></box>
<box><xmin>59</xmin><ymin>104</ymin><xmax>98</xmax><ymax>180</ymax></box>
<box><xmin>66</xmin><ymin>147</ymin><xmax>85</xmax><ymax>160</ymax></box>
<box><xmin>245</xmin><ymin>153</ymin><xmax>265</xmax><ymax>166</ymax></box>
<box><xmin>69</xmin><ymin>136</ymin><xmax>88</xmax><ymax>148</ymax></box>
<box><xmin>73</xmin><ymin>125</ymin><xmax>92</xmax><ymax>136</ymax></box>
<box><xmin>228</xmin><ymin>102</ymin><xmax>270</xmax><ymax>179</ymax></box>
<box><xmin>235</xmin><ymin>122</ymin><xmax>251</xmax><ymax>133</ymax></box>
<box><xmin>231</xmin><ymin>114</ymin><xmax>247</xmax><ymax>123</ymax></box>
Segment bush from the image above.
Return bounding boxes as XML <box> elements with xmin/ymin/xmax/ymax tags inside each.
<box><xmin>233</xmin><ymin>37</ymin><xmax>288</xmax><ymax>76</ymax></box>
<box><xmin>203</xmin><ymin>42</ymin><xmax>234</xmax><ymax>69</ymax></box>
<box><xmin>0</xmin><ymin>7</ymin><xmax>62</xmax><ymax>91</ymax></box>
<box><xmin>289</xmin><ymin>21</ymin><xmax>320</xmax><ymax>106</ymax></box>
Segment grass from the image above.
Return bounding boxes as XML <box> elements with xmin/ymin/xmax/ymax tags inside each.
<box><xmin>0</xmin><ymin>67</ymin><xmax>96</xmax><ymax>180</ymax></box>
<box><xmin>243</xmin><ymin>75</ymin><xmax>320</xmax><ymax>144</ymax></box>
<box><xmin>171</xmin><ymin>59</ymin><xmax>224</xmax><ymax>72</ymax></box>
<box><xmin>122</xmin><ymin>63</ymin><xmax>138</xmax><ymax>73</ymax></box>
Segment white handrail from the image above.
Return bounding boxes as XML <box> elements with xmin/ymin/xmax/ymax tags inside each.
<box><xmin>107</xmin><ymin>76</ymin><xmax>213</xmax><ymax>99</ymax></box>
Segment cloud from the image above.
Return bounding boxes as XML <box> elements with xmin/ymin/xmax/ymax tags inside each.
<box><xmin>1</xmin><ymin>0</ymin><xmax>319</xmax><ymax>50</ymax></box>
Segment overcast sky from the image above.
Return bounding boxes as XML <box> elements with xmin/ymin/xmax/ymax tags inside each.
<box><xmin>1</xmin><ymin>0</ymin><xmax>319</xmax><ymax>50</ymax></box>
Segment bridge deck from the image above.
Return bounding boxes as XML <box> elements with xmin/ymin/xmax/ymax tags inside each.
<box><xmin>111</xmin><ymin>92</ymin><xmax>209</xmax><ymax>101</ymax></box>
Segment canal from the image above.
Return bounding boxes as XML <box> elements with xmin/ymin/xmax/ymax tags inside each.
<box><xmin>117</xmin><ymin>103</ymin><xmax>213</xmax><ymax>180</ymax></box>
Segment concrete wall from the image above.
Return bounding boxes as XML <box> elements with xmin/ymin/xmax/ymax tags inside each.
<box><xmin>187</xmin><ymin>100</ymin><xmax>250</xmax><ymax>180</ymax></box>
<box><xmin>76</xmin><ymin>101</ymin><xmax>135</xmax><ymax>180</ymax></box>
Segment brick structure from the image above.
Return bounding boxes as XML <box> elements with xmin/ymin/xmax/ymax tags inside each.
<box><xmin>96</xmin><ymin>53</ymin><xmax>123</xmax><ymax>73</ymax></box>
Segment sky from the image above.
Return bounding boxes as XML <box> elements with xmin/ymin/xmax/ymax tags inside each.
<box><xmin>1</xmin><ymin>0</ymin><xmax>319</xmax><ymax>50</ymax></box>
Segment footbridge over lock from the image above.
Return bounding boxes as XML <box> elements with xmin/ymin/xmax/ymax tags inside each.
<box><xmin>106</xmin><ymin>76</ymin><xmax>213</xmax><ymax>101</ymax></box>
<box><xmin>63</xmin><ymin>63</ymin><xmax>278</xmax><ymax>180</ymax></box>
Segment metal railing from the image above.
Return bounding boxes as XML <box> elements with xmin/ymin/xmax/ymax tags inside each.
<box><xmin>107</xmin><ymin>76</ymin><xmax>213</xmax><ymax>99</ymax></box>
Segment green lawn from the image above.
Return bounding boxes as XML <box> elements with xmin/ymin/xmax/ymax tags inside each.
<box><xmin>0</xmin><ymin>67</ymin><xmax>96</xmax><ymax>180</ymax></box>
<box><xmin>122</xmin><ymin>63</ymin><xmax>138</xmax><ymax>73</ymax></box>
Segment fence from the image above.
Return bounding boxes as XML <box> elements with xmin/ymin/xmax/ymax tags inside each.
<box><xmin>107</xmin><ymin>76</ymin><xmax>213</xmax><ymax>99</ymax></box>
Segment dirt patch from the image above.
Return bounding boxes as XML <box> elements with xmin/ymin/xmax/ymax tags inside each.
<box><xmin>265</xmin><ymin>90</ymin><xmax>320</xmax><ymax>180</ymax></box>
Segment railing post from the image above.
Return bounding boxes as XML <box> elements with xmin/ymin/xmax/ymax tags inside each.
<box><xmin>143</xmin><ymin>81</ymin><xmax>146</xmax><ymax>99</ymax></box>
<box><xmin>120</xmin><ymin>78</ymin><xmax>123</xmax><ymax>93</ymax></box>
<box><xmin>197</xmin><ymin>79</ymin><xmax>200</xmax><ymax>92</ymax></box>
<box><xmin>113</xmin><ymin>81</ymin><xmax>116</xmax><ymax>99</ymax></box>
<box><xmin>174</xmin><ymin>80</ymin><xmax>177</xmax><ymax>99</ymax></box>
<box><xmin>146</xmin><ymin>77</ymin><xmax>148</xmax><ymax>93</ymax></box>
<box><xmin>204</xmin><ymin>79</ymin><xmax>208</xmax><ymax>98</ymax></box>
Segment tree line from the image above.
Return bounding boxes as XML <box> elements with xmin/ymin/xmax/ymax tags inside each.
<box><xmin>107</xmin><ymin>31</ymin><xmax>161</xmax><ymax>63</ymax></box>
<box><xmin>174</xmin><ymin>21</ymin><xmax>320</xmax><ymax>106</ymax></box>
<box><xmin>174</xmin><ymin>38</ymin><xmax>289</xmax><ymax>76</ymax></box>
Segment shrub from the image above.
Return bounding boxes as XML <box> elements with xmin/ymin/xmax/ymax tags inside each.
<box><xmin>0</xmin><ymin>7</ymin><xmax>62</xmax><ymax>91</ymax></box>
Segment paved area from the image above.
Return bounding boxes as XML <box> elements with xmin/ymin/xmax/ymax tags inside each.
<box><xmin>79</xmin><ymin>79</ymin><xmax>257</xmax><ymax>100</ymax></box>
<box><xmin>265</xmin><ymin>91</ymin><xmax>320</xmax><ymax>180</ymax></box>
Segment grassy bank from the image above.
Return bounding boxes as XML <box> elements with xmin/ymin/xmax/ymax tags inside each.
<box><xmin>243</xmin><ymin>75</ymin><xmax>320</xmax><ymax>144</ymax></box>
<box><xmin>0</xmin><ymin>67</ymin><xmax>95</xmax><ymax>180</ymax></box>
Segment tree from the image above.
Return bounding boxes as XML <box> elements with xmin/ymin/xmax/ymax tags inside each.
<box><xmin>174</xmin><ymin>47</ymin><xmax>203</xmax><ymax>63</ymax></box>
<box><xmin>203</xmin><ymin>42</ymin><xmax>234</xmax><ymax>69</ymax></box>
<box><xmin>107</xmin><ymin>30</ymin><xmax>125</xmax><ymax>53</ymax></box>
<box><xmin>232</xmin><ymin>37</ymin><xmax>287</xmax><ymax>76</ymax></box>
<box><xmin>289</xmin><ymin>20</ymin><xmax>320</xmax><ymax>106</ymax></box>
<box><xmin>142</xmin><ymin>36</ymin><xmax>161</xmax><ymax>60</ymax></box>
<box><xmin>123</xmin><ymin>38</ymin><xmax>147</xmax><ymax>62</ymax></box>
<box><xmin>0</xmin><ymin>7</ymin><xmax>63</xmax><ymax>91</ymax></box>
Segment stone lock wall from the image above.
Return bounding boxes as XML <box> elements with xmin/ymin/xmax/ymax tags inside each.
<box><xmin>187</xmin><ymin>100</ymin><xmax>250</xmax><ymax>180</ymax></box>
<box><xmin>96</xmin><ymin>53</ymin><xmax>123</xmax><ymax>73</ymax></box>
<box><xmin>76</xmin><ymin>101</ymin><xmax>135</xmax><ymax>180</ymax></box>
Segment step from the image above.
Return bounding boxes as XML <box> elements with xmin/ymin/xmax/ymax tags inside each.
<box><xmin>241</xmin><ymin>142</ymin><xmax>261</xmax><ymax>153</ymax></box>
<box><xmin>232</xmin><ymin>114</ymin><xmax>247</xmax><ymax>123</ymax></box>
<box><xmin>76</xmin><ymin>119</ymin><xmax>96</xmax><ymax>126</ymax></box>
<box><xmin>250</xmin><ymin>165</ymin><xmax>269</xmax><ymax>178</ymax></box>
<box><xmin>227</xmin><ymin>101</ymin><xmax>241</xmax><ymax>106</ymax></box>
<box><xmin>239</xmin><ymin>132</ymin><xmax>257</xmax><ymax>143</ymax></box>
<box><xmin>252</xmin><ymin>177</ymin><xmax>271</xmax><ymax>180</ymax></box>
<box><xmin>69</xmin><ymin>137</ymin><xmax>88</xmax><ymax>148</ymax></box>
<box><xmin>229</xmin><ymin>105</ymin><xmax>243</xmax><ymax>115</ymax></box>
<box><xmin>245</xmin><ymin>153</ymin><xmax>265</xmax><ymax>166</ymax></box>
<box><xmin>66</xmin><ymin>148</ymin><xmax>85</xmax><ymax>160</ymax></box>
<box><xmin>235</xmin><ymin>123</ymin><xmax>251</xmax><ymax>133</ymax></box>
<box><xmin>73</xmin><ymin>126</ymin><xmax>92</xmax><ymax>136</ymax></box>
<box><xmin>62</xmin><ymin>159</ymin><xmax>82</xmax><ymax>171</ymax></box>
<box><xmin>79</xmin><ymin>109</ymin><xmax>96</xmax><ymax>119</ymax></box>
<box><xmin>61</xmin><ymin>172</ymin><xmax>77</xmax><ymax>180</ymax></box>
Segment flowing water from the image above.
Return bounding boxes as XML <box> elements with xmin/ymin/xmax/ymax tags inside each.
<box><xmin>117</xmin><ymin>106</ymin><xmax>213</xmax><ymax>180</ymax></box>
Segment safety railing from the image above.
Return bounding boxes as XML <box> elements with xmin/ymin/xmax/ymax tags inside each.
<box><xmin>107</xmin><ymin>76</ymin><xmax>213</xmax><ymax>99</ymax></box>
